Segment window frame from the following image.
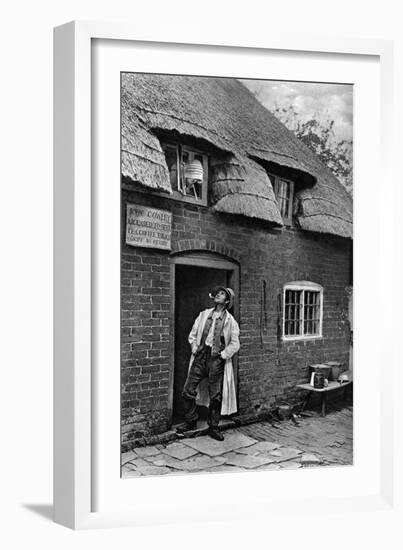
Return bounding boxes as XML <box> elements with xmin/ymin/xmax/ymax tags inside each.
<box><xmin>282</xmin><ymin>281</ymin><xmax>323</xmax><ymax>341</ymax></box>
<box><xmin>269</xmin><ymin>173</ymin><xmax>294</xmax><ymax>225</ymax></box>
<box><xmin>162</xmin><ymin>142</ymin><xmax>209</xmax><ymax>207</ymax></box>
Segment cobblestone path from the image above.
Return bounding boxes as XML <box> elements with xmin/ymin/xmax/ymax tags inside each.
<box><xmin>121</xmin><ymin>407</ymin><xmax>353</xmax><ymax>478</ymax></box>
<box><xmin>239</xmin><ymin>406</ymin><xmax>353</xmax><ymax>466</ymax></box>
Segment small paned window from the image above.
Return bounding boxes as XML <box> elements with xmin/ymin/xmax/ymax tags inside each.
<box><xmin>162</xmin><ymin>143</ymin><xmax>208</xmax><ymax>206</ymax></box>
<box><xmin>269</xmin><ymin>174</ymin><xmax>294</xmax><ymax>225</ymax></box>
<box><xmin>283</xmin><ymin>282</ymin><xmax>323</xmax><ymax>340</ymax></box>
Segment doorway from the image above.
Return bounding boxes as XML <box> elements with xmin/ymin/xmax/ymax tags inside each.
<box><xmin>170</xmin><ymin>254</ymin><xmax>239</xmax><ymax>425</ymax></box>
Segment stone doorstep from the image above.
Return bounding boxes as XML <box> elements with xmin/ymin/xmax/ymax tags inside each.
<box><xmin>133</xmin><ymin>429</ymin><xmax>178</xmax><ymax>449</ymax></box>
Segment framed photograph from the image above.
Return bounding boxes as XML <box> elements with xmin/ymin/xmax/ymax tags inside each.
<box><xmin>54</xmin><ymin>21</ymin><xmax>395</xmax><ymax>529</ymax></box>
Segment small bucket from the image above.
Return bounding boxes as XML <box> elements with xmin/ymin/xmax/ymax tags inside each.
<box><xmin>278</xmin><ymin>404</ymin><xmax>293</xmax><ymax>420</ymax></box>
<box><xmin>326</xmin><ymin>361</ymin><xmax>343</xmax><ymax>381</ymax></box>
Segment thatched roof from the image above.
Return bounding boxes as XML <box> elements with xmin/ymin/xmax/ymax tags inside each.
<box><xmin>121</xmin><ymin>73</ymin><xmax>352</xmax><ymax>238</ymax></box>
<box><xmin>210</xmin><ymin>157</ymin><xmax>283</xmax><ymax>225</ymax></box>
<box><xmin>121</xmin><ymin>95</ymin><xmax>172</xmax><ymax>193</ymax></box>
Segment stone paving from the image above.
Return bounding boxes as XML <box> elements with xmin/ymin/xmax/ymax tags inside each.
<box><xmin>121</xmin><ymin>406</ymin><xmax>353</xmax><ymax>478</ymax></box>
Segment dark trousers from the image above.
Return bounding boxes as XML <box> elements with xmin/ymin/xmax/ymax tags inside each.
<box><xmin>182</xmin><ymin>346</ymin><xmax>225</xmax><ymax>428</ymax></box>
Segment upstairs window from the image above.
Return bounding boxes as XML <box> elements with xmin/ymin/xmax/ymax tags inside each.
<box><xmin>283</xmin><ymin>281</ymin><xmax>323</xmax><ymax>340</ymax></box>
<box><xmin>269</xmin><ymin>174</ymin><xmax>294</xmax><ymax>225</ymax></box>
<box><xmin>162</xmin><ymin>143</ymin><xmax>208</xmax><ymax>206</ymax></box>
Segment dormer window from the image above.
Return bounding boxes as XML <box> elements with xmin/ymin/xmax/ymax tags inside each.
<box><xmin>269</xmin><ymin>173</ymin><xmax>294</xmax><ymax>225</ymax></box>
<box><xmin>162</xmin><ymin>143</ymin><xmax>208</xmax><ymax>206</ymax></box>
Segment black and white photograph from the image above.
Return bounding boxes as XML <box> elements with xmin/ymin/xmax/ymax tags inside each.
<box><xmin>120</xmin><ymin>72</ymin><xmax>353</xmax><ymax>477</ymax></box>
<box><xmin>2</xmin><ymin>0</ymin><xmax>401</xmax><ymax>541</ymax></box>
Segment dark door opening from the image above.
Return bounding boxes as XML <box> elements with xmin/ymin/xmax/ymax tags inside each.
<box><xmin>173</xmin><ymin>264</ymin><xmax>232</xmax><ymax>424</ymax></box>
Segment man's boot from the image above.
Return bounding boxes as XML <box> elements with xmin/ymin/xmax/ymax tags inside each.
<box><xmin>176</xmin><ymin>421</ymin><xmax>197</xmax><ymax>434</ymax></box>
<box><xmin>207</xmin><ymin>427</ymin><xmax>224</xmax><ymax>441</ymax></box>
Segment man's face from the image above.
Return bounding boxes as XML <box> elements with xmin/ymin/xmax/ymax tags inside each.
<box><xmin>214</xmin><ymin>289</ymin><xmax>228</xmax><ymax>306</ymax></box>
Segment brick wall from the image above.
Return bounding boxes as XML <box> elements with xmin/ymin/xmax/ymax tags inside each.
<box><xmin>121</xmin><ymin>188</ymin><xmax>352</xmax><ymax>449</ymax></box>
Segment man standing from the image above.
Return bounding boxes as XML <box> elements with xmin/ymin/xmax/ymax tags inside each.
<box><xmin>178</xmin><ymin>287</ymin><xmax>240</xmax><ymax>441</ymax></box>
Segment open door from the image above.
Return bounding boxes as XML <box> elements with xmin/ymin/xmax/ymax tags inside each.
<box><xmin>171</xmin><ymin>254</ymin><xmax>239</xmax><ymax>425</ymax></box>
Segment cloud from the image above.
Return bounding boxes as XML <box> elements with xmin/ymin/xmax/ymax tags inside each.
<box><xmin>240</xmin><ymin>79</ymin><xmax>353</xmax><ymax>142</ymax></box>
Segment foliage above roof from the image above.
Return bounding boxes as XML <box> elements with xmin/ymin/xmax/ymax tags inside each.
<box><xmin>121</xmin><ymin>73</ymin><xmax>352</xmax><ymax>238</ymax></box>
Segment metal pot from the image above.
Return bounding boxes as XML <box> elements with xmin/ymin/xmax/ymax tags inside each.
<box><xmin>313</xmin><ymin>372</ymin><xmax>325</xmax><ymax>389</ymax></box>
<box><xmin>309</xmin><ymin>364</ymin><xmax>331</xmax><ymax>380</ymax></box>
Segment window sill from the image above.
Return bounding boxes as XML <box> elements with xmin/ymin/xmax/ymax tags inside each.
<box><xmin>121</xmin><ymin>182</ymin><xmax>208</xmax><ymax>207</ymax></box>
<box><xmin>281</xmin><ymin>335</ymin><xmax>323</xmax><ymax>342</ymax></box>
<box><xmin>171</xmin><ymin>191</ymin><xmax>208</xmax><ymax>207</ymax></box>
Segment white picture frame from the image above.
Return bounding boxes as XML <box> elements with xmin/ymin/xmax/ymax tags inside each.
<box><xmin>54</xmin><ymin>21</ymin><xmax>396</xmax><ymax>530</ymax></box>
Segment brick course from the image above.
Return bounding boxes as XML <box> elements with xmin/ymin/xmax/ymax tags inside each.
<box><xmin>121</xmin><ymin>189</ymin><xmax>352</xmax><ymax>450</ymax></box>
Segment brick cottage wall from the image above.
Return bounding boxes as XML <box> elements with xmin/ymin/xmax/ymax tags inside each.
<box><xmin>121</xmin><ymin>188</ymin><xmax>352</xmax><ymax>450</ymax></box>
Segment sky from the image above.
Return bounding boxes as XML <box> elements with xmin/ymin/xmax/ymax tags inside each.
<box><xmin>240</xmin><ymin>80</ymin><xmax>353</xmax><ymax>144</ymax></box>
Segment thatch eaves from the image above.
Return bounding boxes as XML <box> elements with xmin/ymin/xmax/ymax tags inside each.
<box><xmin>296</xmin><ymin>178</ymin><xmax>353</xmax><ymax>238</ymax></box>
<box><xmin>210</xmin><ymin>157</ymin><xmax>283</xmax><ymax>225</ymax></box>
<box><xmin>121</xmin><ymin>95</ymin><xmax>172</xmax><ymax>193</ymax></box>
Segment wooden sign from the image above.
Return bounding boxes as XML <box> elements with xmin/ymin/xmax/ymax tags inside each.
<box><xmin>125</xmin><ymin>204</ymin><xmax>172</xmax><ymax>250</ymax></box>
